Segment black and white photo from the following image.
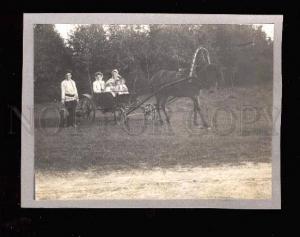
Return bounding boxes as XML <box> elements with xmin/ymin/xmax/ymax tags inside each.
<box><xmin>21</xmin><ymin>14</ymin><xmax>282</xmax><ymax>208</ymax></box>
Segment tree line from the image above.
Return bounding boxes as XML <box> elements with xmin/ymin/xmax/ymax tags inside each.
<box><xmin>34</xmin><ymin>24</ymin><xmax>273</xmax><ymax>103</ymax></box>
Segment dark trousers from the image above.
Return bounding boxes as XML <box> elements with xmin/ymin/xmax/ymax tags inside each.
<box><xmin>94</xmin><ymin>93</ymin><xmax>102</xmax><ymax>106</ymax></box>
<box><xmin>65</xmin><ymin>100</ymin><xmax>77</xmax><ymax>126</ymax></box>
<box><xmin>94</xmin><ymin>93</ymin><xmax>101</xmax><ymax>106</ymax></box>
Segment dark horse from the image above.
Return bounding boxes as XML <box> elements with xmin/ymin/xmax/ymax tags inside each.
<box><xmin>150</xmin><ymin>63</ymin><xmax>223</xmax><ymax>127</ymax></box>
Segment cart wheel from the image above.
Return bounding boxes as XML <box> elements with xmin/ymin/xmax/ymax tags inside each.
<box><xmin>121</xmin><ymin>106</ymin><xmax>147</xmax><ymax>136</ymax></box>
<box><xmin>211</xmin><ymin>106</ymin><xmax>236</xmax><ymax>136</ymax></box>
<box><xmin>79</xmin><ymin>97</ymin><xmax>96</xmax><ymax>122</ymax></box>
<box><xmin>38</xmin><ymin>104</ymin><xmax>62</xmax><ymax>136</ymax></box>
<box><xmin>113</xmin><ymin>108</ymin><xmax>124</xmax><ymax>125</ymax></box>
<box><xmin>184</xmin><ymin>107</ymin><xmax>211</xmax><ymax>135</ymax></box>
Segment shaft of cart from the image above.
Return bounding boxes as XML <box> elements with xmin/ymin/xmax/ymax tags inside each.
<box><xmin>125</xmin><ymin>77</ymin><xmax>190</xmax><ymax>116</ymax></box>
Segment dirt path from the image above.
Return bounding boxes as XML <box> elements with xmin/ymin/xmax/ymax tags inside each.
<box><xmin>35</xmin><ymin>162</ymin><xmax>271</xmax><ymax>200</ymax></box>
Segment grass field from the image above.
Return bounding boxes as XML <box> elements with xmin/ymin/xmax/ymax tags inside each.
<box><xmin>35</xmin><ymin>84</ymin><xmax>273</xmax><ymax>200</ymax></box>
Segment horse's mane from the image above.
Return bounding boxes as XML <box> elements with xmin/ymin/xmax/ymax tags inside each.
<box><xmin>150</xmin><ymin>63</ymin><xmax>221</xmax><ymax>91</ymax></box>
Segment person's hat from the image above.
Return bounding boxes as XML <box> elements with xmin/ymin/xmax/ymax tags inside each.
<box><xmin>94</xmin><ymin>71</ymin><xmax>103</xmax><ymax>77</ymax></box>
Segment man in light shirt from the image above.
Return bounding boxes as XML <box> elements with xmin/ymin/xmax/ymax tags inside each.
<box><xmin>93</xmin><ymin>71</ymin><xmax>105</xmax><ymax>105</ymax></box>
<box><xmin>61</xmin><ymin>71</ymin><xmax>79</xmax><ymax>128</ymax></box>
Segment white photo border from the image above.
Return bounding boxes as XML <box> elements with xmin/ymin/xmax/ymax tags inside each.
<box><xmin>22</xmin><ymin>13</ymin><xmax>282</xmax><ymax>208</ymax></box>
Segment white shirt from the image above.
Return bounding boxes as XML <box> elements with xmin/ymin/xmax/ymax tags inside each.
<box><xmin>104</xmin><ymin>78</ymin><xmax>116</xmax><ymax>97</ymax></box>
<box><xmin>115</xmin><ymin>84</ymin><xmax>129</xmax><ymax>95</ymax></box>
<box><xmin>93</xmin><ymin>79</ymin><xmax>105</xmax><ymax>93</ymax></box>
<box><xmin>61</xmin><ymin>79</ymin><xmax>78</xmax><ymax>102</ymax></box>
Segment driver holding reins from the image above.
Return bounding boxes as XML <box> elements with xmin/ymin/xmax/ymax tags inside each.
<box><xmin>105</xmin><ymin>69</ymin><xmax>128</xmax><ymax>96</ymax></box>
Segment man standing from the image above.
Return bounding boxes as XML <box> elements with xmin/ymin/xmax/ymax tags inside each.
<box><xmin>93</xmin><ymin>72</ymin><xmax>105</xmax><ymax>105</ymax></box>
<box><xmin>61</xmin><ymin>71</ymin><xmax>79</xmax><ymax>128</ymax></box>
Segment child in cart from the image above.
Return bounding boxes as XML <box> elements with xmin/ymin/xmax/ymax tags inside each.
<box><xmin>115</xmin><ymin>78</ymin><xmax>129</xmax><ymax>95</ymax></box>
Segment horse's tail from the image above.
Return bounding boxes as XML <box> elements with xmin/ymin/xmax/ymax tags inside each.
<box><xmin>203</xmin><ymin>63</ymin><xmax>224</xmax><ymax>90</ymax></box>
<box><xmin>149</xmin><ymin>70</ymin><xmax>165</xmax><ymax>93</ymax></box>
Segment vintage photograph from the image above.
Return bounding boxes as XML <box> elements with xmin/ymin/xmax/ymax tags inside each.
<box><xmin>22</xmin><ymin>14</ymin><xmax>282</xmax><ymax>208</ymax></box>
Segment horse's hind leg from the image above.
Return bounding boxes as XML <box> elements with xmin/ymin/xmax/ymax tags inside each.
<box><xmin>155</xmin><ymin>96</ymin><xmax>163</xmax><ymax>125</ymax></box>
<box><xmin>161</xmin><ymin>96</ymin><xmax>170</xmax><ymax>124</ymax></box>
<box><xmin>113</xmin><ymin>111</ymin><xmax>117</xmax><ymax>124</ymax></box>
<box><xmin>161</xmin><ymin>96</ymin><xmax>174</xmax><ymax>134</ymax></box>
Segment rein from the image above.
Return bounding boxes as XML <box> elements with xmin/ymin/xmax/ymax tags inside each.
<box><xmin>125</xmin><ymin>76</ymin><xmax>190</xmax><ymax>116</ymax></box>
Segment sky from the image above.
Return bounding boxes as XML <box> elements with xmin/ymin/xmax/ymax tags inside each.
<box><xmin>55</xmin><ymin>24</ymin><xmax>274</xmax><ymax>41</ymax></box>
<box><xmin>55</xmin><ymin>24</ymin><xmax>80</xmax><ymax>40</ymax></box>
<box><xmin>253</xmin><ymin>24</ymin><xmax>274</xmax><ymax>40</ymax></box>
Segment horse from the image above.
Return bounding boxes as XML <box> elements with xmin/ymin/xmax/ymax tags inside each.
<box><xmin>150</xmin><ymin>63</ymin><xmax>223</xmax><ymax>127</ymax></box>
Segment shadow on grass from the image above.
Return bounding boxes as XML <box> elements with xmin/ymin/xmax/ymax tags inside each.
<box><xmin>35</xmin><ymin>121</ymin><xmax>272</xmax><ymax>173</ymax></box>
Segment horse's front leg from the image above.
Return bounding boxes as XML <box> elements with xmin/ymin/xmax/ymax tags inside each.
<box><xmin>193</xmin><ymin>98</ymin><xmax>199</xmax><ymax>126</ymax></box>
<box><xmin>193</xmin><ymin>96</ymin><xmax>209</xmax><ymax>128</ymax></box>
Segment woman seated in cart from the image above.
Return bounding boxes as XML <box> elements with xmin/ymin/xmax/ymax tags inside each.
<box><xmin>92</xmin><ymin>71</ymin><xmax>105</xmax><ymax>105</ymax></box>
<box><xmin>104</xmin><ymin>69</ymin><xmax>119</xmax><ymax>97</ymax></box>
<box><xmin>105</xmin><ymin>69</ymin><xmax>129</xmax><ymax>97</ymax></box>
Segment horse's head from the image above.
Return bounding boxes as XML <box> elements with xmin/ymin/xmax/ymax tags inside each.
<box><xmin>194</xmin><ymin>63</ymin><xmax>223</xmax><ymax>92</ymax></box>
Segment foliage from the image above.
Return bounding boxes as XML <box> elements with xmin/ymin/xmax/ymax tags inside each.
<box><xmin>34</xmin><ymin>24</ymin><xmax>71</xmax><ymax>103</ymax></box>
<box><xmin>35</xmin><ymin>24</ymin><xmax>273</xmax><ymax>102</ymax></box>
